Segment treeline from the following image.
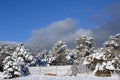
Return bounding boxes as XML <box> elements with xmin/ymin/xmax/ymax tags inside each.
<box><xmin>0</xmin><ymin>33</ymin><xmax>119</xmax><ymax>78</ymax></box>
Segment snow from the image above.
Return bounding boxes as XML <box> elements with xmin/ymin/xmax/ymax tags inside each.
<box><xmin>28</xmin><ymin>55</ymin><xmax>33</xmax><ymax>61</ymax></box>
<box><xmin>29</xmin><ymin>66</ymin><xmax>72</xmax><ymax>76</ymax></box>
<box><xmin>83</xmin><ymin>60</ymin><xmax>90</xmax><ymax>65</ymax></box>
<box><xmin>0</xmin><ymin>73</ymin><xmax>119</xmax><ymax>80</ymax></box>
<box><xmin>66</xmin><ymin>55</ymin><xmax>71</xmax><ymax>60</ymax></box>
<box><xmin>14</xmin><ymin>71</ymin><xmax>21</xmax><ymax>76</ymax></box>
<box><xmin>105</xmin><ymin>61</ymin><xmax>115</xmax><ymax>70</ymax></box>
<box><xmin>7</xmin><ymin>68</ymin><xmax>14</xmax><ymax>72</ymax></box>
<box><xmin>92</xmin><ymin>52</ymin><xmax>105</xmax><ymax>60</ymax></box>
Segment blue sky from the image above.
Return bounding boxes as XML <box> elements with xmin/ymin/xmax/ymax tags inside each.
<box><xmin>0</xmin><ymin>0</ymin><xmax>120</xmax><ymax>42</ymax></box>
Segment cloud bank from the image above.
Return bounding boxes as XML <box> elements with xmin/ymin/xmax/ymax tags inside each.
<box><xmin>92</xmin><ymin>3</ymin><xmax>120</xmax><ymax>46</ymax></box>
<box><xmin>27</xmin><ymin>18</ymin><xmax>92</xmax><ymax>50</ymax></box>
<box><xmin>27</xmin><ymin>2</ymin><xmax>120</xmax><ymax>51</ymax></box>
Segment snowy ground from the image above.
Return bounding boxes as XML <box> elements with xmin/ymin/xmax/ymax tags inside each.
<box><xmin>0</xmin><ymin>73</ymin><xmax>119</xmax><ymax>80</ymax></box>
<box><xmin>0</xmin><ymin>67</ymin><xmax>119</xmax><ymax>80</ymax></box>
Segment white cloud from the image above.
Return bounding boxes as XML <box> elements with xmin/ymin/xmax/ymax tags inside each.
<box><xmin>28</xmin><ymin>18</ymin><xmax>92</xmax><ymax>50</ymax></box>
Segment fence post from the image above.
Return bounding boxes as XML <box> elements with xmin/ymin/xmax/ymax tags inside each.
<box><xmin>40</xmin><ymin>66</ymin><xmax>41</xmax><ymax>75</ymax></box>
<box><xmin>71</xmin><ymin>65</ymin><xmax>73</xmax><ymax>75</ymax></box>
<box><xmin>56</xmin><ymin>66</ymin><xmax>57</xmax><ymax>75</ymax></box>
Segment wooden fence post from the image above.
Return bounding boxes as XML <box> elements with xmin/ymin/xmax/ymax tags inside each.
<box><xmin>40</xmin><ymin>66</ymin><xmax>41</xmax><ymax>75</ymax></box>
<box><xmin>56</xmin><ymin>66</ymin><xmax>57</xmax><ymax>75</ymax></box>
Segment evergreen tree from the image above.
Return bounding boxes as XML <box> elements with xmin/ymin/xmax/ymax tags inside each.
<box><xmin>73</xmin><ymin>35</ymin><xmax>96</xmax><ymax>65</ymax></box>
<box><xmin>83</xmin><ymin>33</ymin><xmax>120</xmax><ymax>76</ymax></box>
<box><xmin>2</xmin><ymin>44</ymin><xmax>36</xmax><ymax>79</ymax></box>
<box><xmin>0</xmin><ymin>45</ymin><xmax>15</xmax><ymax>71</ymax></box>
<box><xmin>48</xmin><ymin>41</ymin><xmax>68</xmax><ymax>65</ymax></box>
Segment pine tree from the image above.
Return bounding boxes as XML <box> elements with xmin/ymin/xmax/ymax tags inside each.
<box><xmin>83</xmin><ymin>33</ymin><xmax>120</xmax><ymax>76</ymax></box>
<box><xmin>0</xmin><ymin>45</ymin><xmax>15</xmax><ymax>72</ymax></box>
<box><xmin>2</xmin><ymin>44</ymin><xmax>36</xmax><ymax>79</ymax></box>
<box><xmin>35</xmin><ymin>49</ymin><xmax>50</xmax><ymax>66</ymax></box>
<box><xmin>73</xmin><ymin>35</ymin><xmax>96</xmax><ymax>65</ymax></box>
<box><xmin>48</xmin><ymin>41</ymin><xmax>68</xmax><ymax>65</ymax></box>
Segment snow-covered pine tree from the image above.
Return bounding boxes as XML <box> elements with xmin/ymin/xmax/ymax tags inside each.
<box><xmin>35</xmin><ymin>49</ymin><xmax>49</xmax><ymax>66</ymax></box>
<box><xmin>0</xmin><ymin>45</ymin><xmax>15</xmax><ymax>72</ymax></box>
<box><xmin>2</xmin><ymin>44</ymin><xmax>36</xmax><ymax>79</ymax></box>
<box><xmin>48</xmin><ymin>41</ymin><xmax>68</xmax><ymax>65</ymax></box>
<box><xmin>73</xmin><ymin>35</ymin><xmax>96</xmax><ymax>65</ymax></box>
<box><xmin>65</xmin><ymin>49</ymin><xmax>74</xmax><ymax>65</ymax></box>
<box><xmin>83</xmin><ymin>33</ymin><xmax>120</xmax><ymax>77</ymax></box>
<box><xmin>103</xmin><ymin>33</ymin><xmax>120</xmax><ymax>74</ymax></box>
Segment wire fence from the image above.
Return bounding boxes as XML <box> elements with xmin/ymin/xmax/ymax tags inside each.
<box><xmin>28</xmin><ymin>65</ymin><xmax>90</xmax><ymax>76</ymax></box>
